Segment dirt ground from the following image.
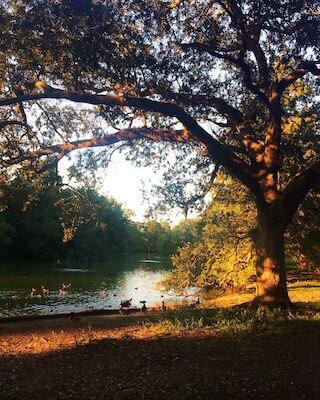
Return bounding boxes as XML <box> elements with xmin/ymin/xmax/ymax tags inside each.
<box><xmin>0</xmin><ymin>304</ymin><xmax>319</xmax><ymax>400</ymax></box>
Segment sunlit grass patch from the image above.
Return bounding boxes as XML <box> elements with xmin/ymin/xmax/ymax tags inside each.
<box><xmin>0</xmin><ymin>324</ymin><xmax>105</xmax><ymax>355</ymax></box>
<box><xmin>288</xmin><ymin>280</ymin><xmax>320</xmax><ymax>303</ymax></box>
<box><xmin>138</xmin><ymin>302</ymin><xmax>320</xmax><ymax>336</ymax></box>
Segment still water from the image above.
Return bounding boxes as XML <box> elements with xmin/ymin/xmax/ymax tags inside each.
<box><xmin>0</xmin><ymin>254</ymin><xmax>186</xmax><ymax>318</ymax></box>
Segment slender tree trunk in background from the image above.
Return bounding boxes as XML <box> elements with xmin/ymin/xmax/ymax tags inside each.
<box><xmin>251</xmin><ymin>213</ymin><xmax>291</xmax><ymax>307</ymax></box>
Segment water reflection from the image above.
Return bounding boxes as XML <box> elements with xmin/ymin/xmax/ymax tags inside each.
<box><xmin>0</xmin><ymin>254</ymin><xmax>186</xmax><ymax>318</ymax></box>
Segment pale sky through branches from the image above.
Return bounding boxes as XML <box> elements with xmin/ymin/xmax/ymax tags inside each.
<box><xmin>59</xmin><ymin>152</ymin><xmax>186</xmax><ymax>224</ymax></box>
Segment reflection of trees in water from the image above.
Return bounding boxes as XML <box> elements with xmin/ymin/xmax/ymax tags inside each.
<box><xmin>0</xmin><ymin>255</ymin><xmax>175</xmax><ymax>317</ymax></box>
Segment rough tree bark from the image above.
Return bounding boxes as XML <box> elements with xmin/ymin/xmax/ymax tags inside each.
<box><xmin>251</xmin><ymin>215</ymin><xmax>290</xmax><ymax>306</ymax></box>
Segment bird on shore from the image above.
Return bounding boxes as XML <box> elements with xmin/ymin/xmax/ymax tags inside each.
<box><xmin>161</xmin><ymin>301</ymin><xmax>166</xmax><ymax>312</ymax></box>
<box><xmin>70</xmin><ymin>312</ymin><xmax>81</xmax><ymax>322</ymax></box>
<box><xmin>120</xmin><ymin>298</ymin><xmax>132</xmax><ymax>308</ymax></box>
<box><xmin>140</xmin><ymin>300</ymin><xmax>147</xmax><ymax>312</ymax></box>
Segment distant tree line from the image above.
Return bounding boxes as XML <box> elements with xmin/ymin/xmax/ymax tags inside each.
<box><xmin>0</xmin><ymin>171</ymin><xmax>195</xmax><ymax>261</ymax></box>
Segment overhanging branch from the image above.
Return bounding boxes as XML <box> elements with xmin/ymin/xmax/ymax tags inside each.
<box><xmin>1</xmin><ymin>127</ymin><xmax>195</xmax><ymax>168</ymax></box>
<box><xmin>0</xmin><ymin>86</ymin><xmax>262</xmax><ymax>200</ymax></box>
<box><xmin>277</xmin><ymin>61</ymin><xmax>320</xmax><ymax>95</ymax></box>
<box><xmin>279</xmin><ymin>158</ymin><xmax>320</xmax><ymax>230</ymax></box>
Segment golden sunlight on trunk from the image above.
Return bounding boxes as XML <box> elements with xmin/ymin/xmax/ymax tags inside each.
<box><xmin>252</xmin><ymin>218</ymin><xmax>291</xmax><ymax>307</ymax></box>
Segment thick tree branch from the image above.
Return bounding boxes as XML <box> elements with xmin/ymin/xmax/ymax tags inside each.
<box><xmin>277</xmin><ymin>61</ymin><xmax>320</xmax><ymax>95</ymax></box>
<box><xmin>0</xmin><ymin>86</ymin><xmax>264</xmax><ymax>202</ymax></box>
<box><xmin>145</xmin><ymin>89</ymin><xmax>246</xmax><ymax>126</ymax></box>
<box><xmin>1</xmin><ymin>127</ymin><xmax>195</xmax><ymax>167</ymax></box>
<box><xmin>278</xmin><ymin>158</ymin><xmax>320</xmax><ymax>230</ymax></box>
<box><xmin>0</xmin><ymin>120</ymin><xmax>28</xmax><ymax>130</ymax></box>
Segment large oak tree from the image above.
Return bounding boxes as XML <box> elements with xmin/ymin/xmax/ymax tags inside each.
<box><xmin>0</xmin><ymin>0</ymin><xmax>319</xmax><ymax>306</ymax></box>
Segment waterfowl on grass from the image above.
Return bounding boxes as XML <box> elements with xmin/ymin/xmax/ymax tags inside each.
<box><xmin>161</xmin><ymin>301</ymin><xmax>167</xmax><ymax>312</ymax></box>
<box><xmin>120</xmin><ymin>298</ymin><xmax>132</xmax><ymax>308</ymax></box>
<box><xmin>193</xmin><ymin>298</ymin><xmax>201</xmax><ymax>308</ymax></box>
<box><xmin>140</xmin><ymin>300</ymin><xmax>147</xmax><ymax>312</ymax></box>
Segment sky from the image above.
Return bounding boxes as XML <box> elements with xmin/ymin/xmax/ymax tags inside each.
<box><xmin>98</xmin><ymin>152</ymin><xmax>155</xmax><ymax>221</ymax></box>
<box><xmin>59</xmin><ymin>151</ymin><xmax>186</xmax><ymax>224</ymax></box>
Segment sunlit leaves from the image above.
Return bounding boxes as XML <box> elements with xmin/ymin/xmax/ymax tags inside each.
<box><xmin>165</xmin><ymin>173</ymin><xmax>256</xmax><ymax>292</ymax></box>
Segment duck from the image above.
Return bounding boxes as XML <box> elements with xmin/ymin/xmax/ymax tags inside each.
<box><xmin>120</xmin><ymin>298</ymin><xmax>132</xmax><ymax>308</ymax></box>
<box><xmin>41</xmin><ymin>286</ymin><xmax>49</xmax><ymax>296</ymax></box>
<box><xmin>62</xmin><ymin>283</ymin><xmax>71</xmax><ymax>289</ymax></box>
<box><xmin>140</xmin><ymin>300</ymin><xmax>147</xmax><ymax>312</ymax></box>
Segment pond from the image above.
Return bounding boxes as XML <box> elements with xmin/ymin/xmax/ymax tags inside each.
<box><xmin>0</xmin><ymin>254</ymin><xmax>189</xmax><ymax>318</ymax></box>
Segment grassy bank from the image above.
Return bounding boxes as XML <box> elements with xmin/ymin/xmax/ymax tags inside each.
<box><xmin>0</xmin><ymin>279</ymin><xmax>319</xmax><ymax>399</ymax></box>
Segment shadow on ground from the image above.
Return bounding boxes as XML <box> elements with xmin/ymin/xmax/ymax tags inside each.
<box><xmin>0</xmin><ymin>317</ymin><xmax>319</xmax><ymax>399</ymax></box>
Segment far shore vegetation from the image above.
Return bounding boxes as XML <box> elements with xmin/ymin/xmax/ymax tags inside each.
<box><xmin>1</xmin><ymin>170</ymin><xmax>319</xmax><ymax>301</ymax></box>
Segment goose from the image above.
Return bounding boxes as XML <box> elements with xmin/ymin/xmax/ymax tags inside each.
<box><xmin>194</xmin><ymin>297</ymin><xmax>200</xmax><ymax>308</ymax></box>
<box><xmin>140</xmin><ymin>300</ymin><xmax>147</xmax><ymax>312</ymax></box>
<box><xmin>41</xmin><ymin>286</ymin><xmax>49</xmax><ymax>296</ymax></box>
<box><xmin>161</xmin><ymin>301</ymin><xmax>166</xmax><ymax>312</ymax></box>
<box><xmin>62</xmin><ymin>283</ymin><xmax>71</xmax><ymax>289</ymax></box>
<box><xmin>120</xmin><ymin>298</ymin><xmax>132</xmax><ymax>308</ymax></box>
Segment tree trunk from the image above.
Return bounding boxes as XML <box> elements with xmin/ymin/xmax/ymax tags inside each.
<box><xmin>251</xmin><ymin>217</ymin><xmax>292</xmax><ymax>308</ymax></box>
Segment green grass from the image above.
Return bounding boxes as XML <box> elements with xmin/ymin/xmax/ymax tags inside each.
<box><xmin>140</xmin><ymin>279</ymin><xmax>320</xmax><ymax>336</ymax></box>
<box><xmin>140</xmin><ymin>304</ymin><xmax>320</xmax><ymax>335</ymax></box>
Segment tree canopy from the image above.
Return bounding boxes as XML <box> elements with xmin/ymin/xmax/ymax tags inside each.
<box><xmin>0</xmin><ymin>0</ymin><xmax>319</xmax><ymax>306</ymax></box>
<box><xmin>0</xmin><ymin>173</ymin><xmax>139</xmax><ymax>260</ymax></box>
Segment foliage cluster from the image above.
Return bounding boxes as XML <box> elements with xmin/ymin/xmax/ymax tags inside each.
<box><xmin>0</xmin><ymin>172</ymin><xmax>138</xmax><ymax>260</ymax></box>
<box><xmin>0</xmin><ymin>172</ymin><xmax>198</xmax><ymax>260</ymax></box>
<box><xmin>164</xmin><ymin>174</ymin><xmax>257</xmax><ymax>293</ymax></box>
<box><xmin>136</xmin><ymin>218</ymin><xmax>200</xmax><ymax>255</ymax></box>
<box><xmin>0</xmin><ymin>0</ymin><xmax>319</xmax><ymax>305</ymax></box>
<box><xmin>164</xmin><ymin>172</ymin><xmax>320</xmax><ymax>294</ymax></box>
